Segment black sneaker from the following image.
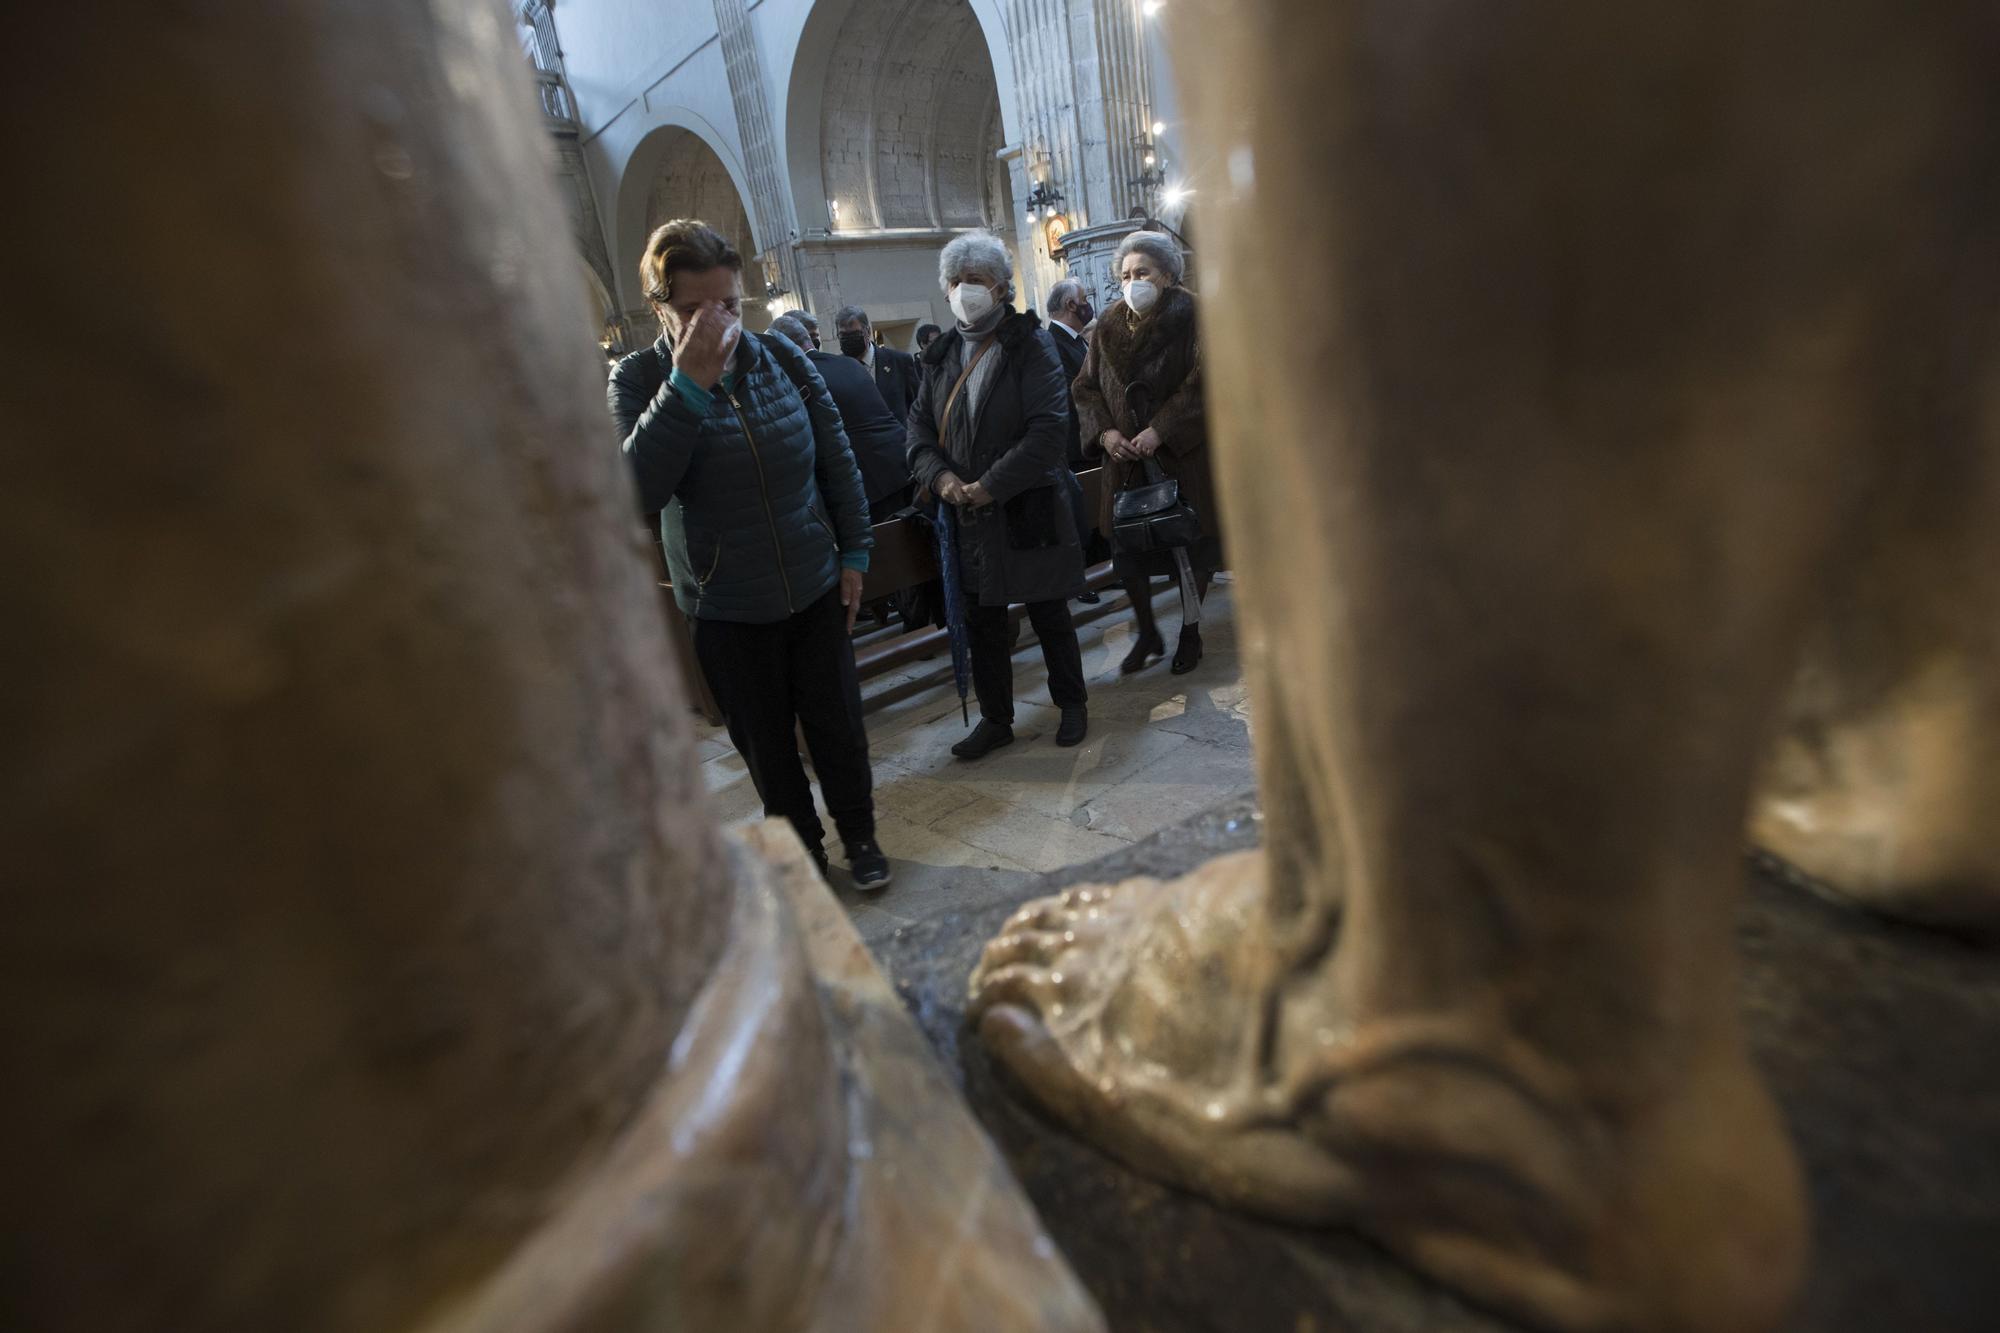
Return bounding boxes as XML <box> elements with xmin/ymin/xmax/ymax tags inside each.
<box><xmin>1055</xmin><ymin>704</ymin><xmax>1089</xmax><ymax>747</ymax></box>
<box><xmin>952</xmin><ymin>718</ymin><xmax>1015</xmax><ymax>760</ymax></box>
<box><xmin>1076</xmin><ymin>588</ymin><xmax>1102</xmax><ymax>604</ymax></box>
<box><xmin>845</xmin><ymin>840</ymin><xmax>892</xmax><ymax>891</ymax></box>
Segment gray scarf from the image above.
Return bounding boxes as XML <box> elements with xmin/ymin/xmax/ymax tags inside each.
<box><xmin>954</xmin><ymin>302</ymin><xmax>1007</xmax><ymax>340</ymax></box>
<box><xmin>944</xmin><ymin>318</ymin><xmax>1007</xmax><ymax>466</ymax></box>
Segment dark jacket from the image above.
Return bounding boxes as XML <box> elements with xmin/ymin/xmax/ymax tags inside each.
<box><xmin>610</xmin><ymin>331</ymin><xmax>872</xmax><ymax>624</ymax></box>
<box><xmin>871</xmin><ymin>345</ymin><xmax>922</xmax><ymax>424</ymax></box>
<box><xmin>906</xmin><ymin>312</ymin><xmax>1085</xmax><ymax>607</ymax></box>
<box><xmin>1074</xmin><ymin>286</ymin><xmax>1217</xmax><ymax>544</ymax></box>
<box><xmin>1048</xmin><ymin>319</ymin><xmax>1090</xmax><ymax>468</ymax></box>
<box><xmin>807</xmin><ymin>348</ymin><xmax>909</xmax><ymax>508</ymax></box>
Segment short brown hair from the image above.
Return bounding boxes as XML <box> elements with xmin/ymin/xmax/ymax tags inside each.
<box><xmin>640</xmin><ymin>220</ymin><xmax>743</xmax><ymax>306</ymax></box>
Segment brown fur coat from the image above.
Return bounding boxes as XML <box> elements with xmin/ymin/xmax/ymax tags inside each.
<box><xmin>1072</xmin><ymin>285</ymin><xmax>1217</xmax><ymax>544</ymax></box>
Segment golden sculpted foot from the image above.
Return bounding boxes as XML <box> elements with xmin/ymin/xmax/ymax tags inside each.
<box><xmin>1755</xmin><ymin>655</ymin><xmax>2000</xmax><ymax>935</ymax></box>
<box><xmin>971</xmin><ymin>852</ymin><xmax>1806</xmax><ymax>1333</ymax></box>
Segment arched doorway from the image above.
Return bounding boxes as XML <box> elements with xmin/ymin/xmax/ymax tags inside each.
<box><xmin>785</xmin><ymin>0</ymin><xmax>1016</xmax><ymax>341</ymax></box>
<box><xmin>613</xmin><ymin>122</ymin><xmax>770</xmax><ymax>342</ymax></box>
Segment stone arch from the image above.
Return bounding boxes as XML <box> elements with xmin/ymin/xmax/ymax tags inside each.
<box><xmin>610</xmin><ymin>111</ymin><xmax>762</xmax><ymax>311</ymax></box>
<box><xmin>785</xmin><ymin>0</ymin><xmax>1012</xmax><ymax>235</ymax></box>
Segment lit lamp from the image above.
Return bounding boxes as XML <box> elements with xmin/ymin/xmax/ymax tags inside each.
<box><xmin>1131</xmin><ymin>132</ymin><xmax>1167</xmax><ymax>212</ymax></box>
<box><xmin>1024</xmin><ymin>179</ymin><xmax>1067</xmax><ymax>225</ymax></box>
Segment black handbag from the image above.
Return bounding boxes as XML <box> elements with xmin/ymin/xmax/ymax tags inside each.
<box><xmin>1111</xmin><ymin>457</ymin><xmax>1202</xmax><ymax>554</ymax></box>
<box><xmin>1110</xmin><ymin>380</ymin><xmax>1201</xmax><ymax>554</ymax></box>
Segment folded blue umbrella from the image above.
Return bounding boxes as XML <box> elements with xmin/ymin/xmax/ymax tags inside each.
<box><xmin>930</xmin><ymin>498</ymin><xmax>974</xmax><ymax>725</ymax></box>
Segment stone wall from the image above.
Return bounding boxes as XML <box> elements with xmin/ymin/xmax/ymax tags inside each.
<box><xmin>642</xmin><ymin>130</ymin><xmax>759</xmax><ymax>264</ymax></box>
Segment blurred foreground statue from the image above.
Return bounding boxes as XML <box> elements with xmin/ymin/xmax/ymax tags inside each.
<box><xmin>971</xmin><ymin>2</ymin><xmax>1999</xmax><ymax>1331</ymax></box>
<box><xmin>0</xmin><ymin>5</ymin><xmax>1098</xmax><ymax>1332</ymax></box>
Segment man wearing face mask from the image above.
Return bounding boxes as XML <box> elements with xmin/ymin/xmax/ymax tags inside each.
<box><xmin>834</xmin><ymin>305</ymin><xmax>922</xmax><ymax>425</ymax></box>
<box><xmin>781</xmin><ymin>308</ymin><xmax>821</xmax><ymax>350</ymax></box>
<box><xmin>1043</xmin><ymin>278</ymin><xmax>1105</xmax><ymax>604</ymax></box>
<box><xmin>609</xmin><ymin>220</ymin><xmax>892</xmax><ymax>891</ymax></box>
<box><xmin>1044</xmin><ymin>278</ymin><xmax>1095</xmax><ymax>469</ymax></box>
<box><xmin>907</xmin><ymin>231</ymin><xmax>1090</xmax><ymax>758</ymax></box>
<box><xmin>768</xmin><ymin>314</ymin><xmax>912</xmax><ymax>524</ymax></box>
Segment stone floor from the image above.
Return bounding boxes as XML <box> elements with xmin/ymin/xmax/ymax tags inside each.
<box><xmin>693</xmin><ymin>579</ymin><xmax>2000</xmax><ymax>1331</ymax></box>
<box><xmin>694</xmin><ymin>577</ymin><xmax>1258</xmax><ymax>952</ymax></box>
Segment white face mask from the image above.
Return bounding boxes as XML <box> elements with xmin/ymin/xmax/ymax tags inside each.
<box><xmin>1123</xmin><ymin>279</ymin><xmax>1161</xmax><ymax>314</ymax></box>
<box><xmin>950</xmin><ymin>282</ymin><xmax>997</xmax><ymax>325</ymax></box>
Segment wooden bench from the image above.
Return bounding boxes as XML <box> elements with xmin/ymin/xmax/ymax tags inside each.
<box><xmin>661</xmin><ymin>467</ymin><xmax>1121</xmax><ymax>723</ymax></box>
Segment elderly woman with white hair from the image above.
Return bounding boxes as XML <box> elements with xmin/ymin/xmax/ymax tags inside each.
<box><xmin>1073</xmin><ymin>228</ymin><xmax>1221</xmax><ymax>675</ymax></box>
<box><xmin>906</xmin><ymin>230</ymin><xmax>1090</xmax><ymax>759</ymax></box>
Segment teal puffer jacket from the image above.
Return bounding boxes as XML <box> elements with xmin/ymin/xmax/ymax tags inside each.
<box><xmin>611</xmin><ymin>331</ymin><xmax>873</xmax><ymax>624</ymax></box>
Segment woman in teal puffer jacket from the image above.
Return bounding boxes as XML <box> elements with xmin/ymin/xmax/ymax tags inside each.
<box><xmin>609</xmin><ymin>220</ymin><xmax>889</xmax><ymax>890</ymax></box>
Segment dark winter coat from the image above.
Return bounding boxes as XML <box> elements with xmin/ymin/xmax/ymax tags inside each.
<box><xmin>870</xmin><ymin>345</ymin><xmax>923</xmax><ymax>423</ymax></box>
<box><xmin>610</xmin><ymin>331</ymin><xmax>872</xmax><ymax>624</ymax></box>
<box><xmin>807</xmin><ymin>348</ymin><xmax>909</xmax><ymax>507</ymax></box>
<box><xmin>906</xmin><ymin>311</ymin><xmax>1086</xmax><ymax>607</ymax></box>
<box><xmin>1073</xmin><ymin>285</ymin><xmax>1218</xmax><ymax>547</ymax></box>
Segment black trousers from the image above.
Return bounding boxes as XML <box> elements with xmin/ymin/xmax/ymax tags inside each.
<box><xmin>691</xmin><ymin>588</ymin><xmax>875</xmax><ymax>852</ymax></box>
<box><xmin>967</xmin><ymin>599</ymin><xmax>1087</xmax><ymax>726</ymax></box>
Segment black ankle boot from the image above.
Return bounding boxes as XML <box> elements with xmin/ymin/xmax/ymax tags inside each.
<box><xmin>951</xmin><ymin>718</ymin><xmax>1015</xmax><ymax>760</ymax></box>
<box><xmin>1170</xmin><ymin>626</ymin><xmax>1203</xmax><ymax>675</ymax></box>
<box><xmin>1120</xmin><ymin>627</ymin><xmax>1165</xmax><ymax>675</ymax></box>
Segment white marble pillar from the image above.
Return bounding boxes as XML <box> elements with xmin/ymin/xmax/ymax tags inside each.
<box><xmin>712</xmin><ymin>0</ymin><xmax>803</xmax><ymax>300</ymax></box>
<box><xmin>1000</xmin><ymin>0</ymin><xmax>1175</xmax><ymax>306</ymax></box>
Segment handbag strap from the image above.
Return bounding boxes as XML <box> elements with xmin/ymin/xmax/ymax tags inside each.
<box><xmin>936</xmin><ymin>336</ymin><xmax>998</xmax><ymax>442</ymax></box>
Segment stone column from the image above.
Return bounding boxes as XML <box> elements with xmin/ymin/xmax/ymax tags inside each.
<box><xmin>1002</xmin><ymin>0</ymin><xmax>1166</xmax><ymax>306</ymax></box>
<box><xmin>713</xmin><ymin>0</ymin><xmax>804</xmax><ymax>301</ymax></box>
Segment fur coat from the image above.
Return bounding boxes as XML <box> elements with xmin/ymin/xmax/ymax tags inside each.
<box><xmin>1072</xmin><ymin>285</ymin><xmax>1218</xmax><ymax>547</ymax></box>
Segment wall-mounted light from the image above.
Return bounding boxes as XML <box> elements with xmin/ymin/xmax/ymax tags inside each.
<box><xmin>1142</xmin><ymin>0</ymin><xmax>1164</xmax><ymax>16</ymax></box>
<box><xmin>1024</xmin><ymin>179</ymin><xmax>1067</xmax><ymax>226</ymax></box>
<box><xmin>1151</xmin><ymin>120</ymin><xmax>1166</xmax><ymax>137</ymax></box>
<box><xmin>1131</xmin><ymin>132</ymin><xmax>1166</xmax><ymax>203</ymax></box>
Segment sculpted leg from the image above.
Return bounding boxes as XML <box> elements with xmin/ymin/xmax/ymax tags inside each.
<box><xmin>1</xmin><ymin>6</ymin><xmax>1094</xmax><ymax>1332</ymax></box>
<box><xmin>1754</xmin><ymin>439</ymin><xmax>2000</xmax><ymax>933</ymax></box>
<box><xmin>972</xmin><ymin>2</ymin><xmax>1997</xmax><ymax>1329</ymax></box>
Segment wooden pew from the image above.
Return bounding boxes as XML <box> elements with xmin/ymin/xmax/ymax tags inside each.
<box><xmin>661</xmin><ymin>468</ymin><xmax>1116</xmax><ymax>722</ymax></box>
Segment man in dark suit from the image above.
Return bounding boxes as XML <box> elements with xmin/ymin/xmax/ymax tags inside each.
<box><xmin>1044</xmin><ymin>278</ymin><xmax>1094</xmax><ymax>468</ymax></box>
<box><xmin>1044</xmin><ymin>278</ymin><xmax>1103</xmax><ymax>600</ymax></box>
<box><xmin>769</xmin><ymin>315</ymin><xmax>910</xmax><ymax>522</ymax></box>
<box><xmin>834</xmin><ymin>305</ymin><xmax>921</xmax><ymax>425</ymax></box>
